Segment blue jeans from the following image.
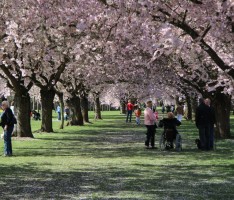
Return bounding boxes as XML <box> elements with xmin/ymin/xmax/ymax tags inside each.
<box><xmin>4</xmin><ymin>126</ymin><xmax>14</xmax><ymax>155</ymax></box>
<box><xmin>136</xmin><ymin>117</ymin><xmax>140</xmax><ymax>125</ymax></box>
<box><xmin>126</xmin><ymin>110</ymin><xmax>132</xmax><ymax>122</ymax></box>
<box><xmin>57</xmin><ymin>112</ymin><xmax>61</xmax><ymax>120</ymax></box>
<box><xmin>198</xmin><ymin>125</ymin><xmax>210</xmax><ymax>150</ymax></box>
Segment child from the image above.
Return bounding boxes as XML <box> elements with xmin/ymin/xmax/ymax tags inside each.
<box><xmin>134</xmin><ymin>108</ymin><xmax>142</xmax><ymax>125</ymax></box>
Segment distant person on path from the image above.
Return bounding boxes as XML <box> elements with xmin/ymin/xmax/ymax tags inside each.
<box><xmin>134</xmin><ymin>108</ymin><xmax>142</xmax><ymax>125</ymax></box>
<box><xmin>126</xmin><ymin>100</ymin><xmax>134</xmax><ymax>123</ymax></box>
<box><xmin>0</xmin><ymin>101</ymin><xmax>16</xmax><ymax>157</ymax></box>
<box><xmin>56</xmin><ymin>105</ymin><xmax>61</xmax><ymax>120</ymax></box>
<box><xmin>170</xmin><ymin>105</ymin><xmax>175</xmax><ymax>113</ymax></box>
<box><xmin>205</xmin><ymin>98</ymin><xmax>216</xmax><ymax>150</ymax></box>
<box><xmin>166</xmin><ymin>105</ymin><xmax>171</xmax><ymax>113</ymax></box>
<box><xmin>64</xmin><ymin>106</ymin><xmax>70</xmax><ymax>121</ymax></box>
<box><xmin>144</xmin><ymin>101</ymin><xmax>156</xmax><ymax>149</ymax></box>
<box><xmin>195</xmin><ymin>98</ymin><xmax>211</xmax><ymax>151</ymax></box>
<box><xmin>176</xmin><ymin>103</ymin><xmax>184</xmax><ymax>122</ymax></box>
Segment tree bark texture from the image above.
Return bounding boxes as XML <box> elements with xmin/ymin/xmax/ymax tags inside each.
<box><xmin>185</xmin><ymin>95</ymin><xmax>192</xmax><ymax>121</ymax></box>
<box><xmin>94</xmin><ymin>96</ymin><xmax>102</xmax><ymax>119</ymax></box>
<box><xmin>40</xmin><ymin>89</ymin><xmax>55</xmax><ymax>132</ymax></box>
<box><xmin>120</xmin><ymin>98</ymin><xmax>126</xmax><ymax>114</ymax></box>
<box><xmin>14</xmin><ymin>91</ymin><xmax>33</xmax><ymax>137</ymax></box>
<box><xmin>81</xmin><ymin>94</ymin><xmax>90</xmax><ymax>123</ymax></box>
<box><xmin>67</xmin><ymin>96</ymin><xmax>84</xmax><ymax>126</ymax></box>
<box><xmin>191</xmin><ymin>95</ymin><xmax>198</xmax><ymax>116</ymax></box>
<box><xmin>213</xmin><ymin>93</ymin><xmax>231</xmax><ymax>139</ymax></box>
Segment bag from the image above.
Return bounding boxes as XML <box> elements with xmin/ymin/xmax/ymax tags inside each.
<box><xmin>12</xmin><ymin>116</ymin><xmax>17</xmax><ymax>124</ymax></box>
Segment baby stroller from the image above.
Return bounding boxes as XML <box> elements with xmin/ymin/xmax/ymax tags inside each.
<box><xmin>32</xmin><ymin>110</ymin><xmax>41</xmax><ymax>120</ymax></box>
<box><xmin>158</xmin><ymin>118</ymin><xmax>182</xmax><ymax>151</ymax></box>
<box><xmin>159</xmin><ymin>129</ymin><xmax>182</xmax><ymax>151</ymax></box>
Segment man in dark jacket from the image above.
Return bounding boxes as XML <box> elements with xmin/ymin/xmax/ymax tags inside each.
<box><xmin>0</xmin><ymin>101</ymin><xmax>15</xmax><ymax>156</ymax></box>
<box><xmin>195</xmin><ymin>98</ymin><xmax>211</xmax><ymax>150</ymax></box>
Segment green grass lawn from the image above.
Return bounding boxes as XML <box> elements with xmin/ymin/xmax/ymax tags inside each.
<box><xmin>0</xmin><ymin>111</ymin><xmax>234</xmax><ymax>200</ymax></box>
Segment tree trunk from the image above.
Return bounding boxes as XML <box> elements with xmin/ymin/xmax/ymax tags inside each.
<box><xmin>94</xmin><ymin>96</ymin><xmax>102</xmax><ymax>119</ymax></box>
<box><xmin>67</xmin><ymin>96</ymin><xmax>84</xmax><ymax>126</ymax></box>
<box><xmin>81</xmin><ymin>94</ymin><xmax>90</xmax><ymax>123</ymax></box>
<box><xmin>40</xmin><ymin>89</ymin><xmax>55</xmax><ymax>132</ymax></box>
<box><xmin>175</xmin><ymin>95</ymin><xmax>180</xmax><ymax>106</ymax></box>
<box><xmin>14</xmin><ymin>91</ymin><xmax>33</xmax><ymax>137</ymax></box>
<box><xmin>185</xmin><ymin>95</ymin><xmax>192</xmax><ymax>121</ymax></box>
<box><xmin>213</xmin><ymin>93</ymin><xmax>231</xmax><ymax>138</ymax></box>
<box><xmin>191</xmin><ymin>95</ymin><xmax>198</xmax><ymax>116</ymax></box>
<box><xmin>120</xmin><ymin>98</ymin><xmax>126</xmax><ymax>114</ymax></box>
<box><xmin>58</xmin><ymin>93</ymin><xmax>64</xmax><ymax>129</ymax></box>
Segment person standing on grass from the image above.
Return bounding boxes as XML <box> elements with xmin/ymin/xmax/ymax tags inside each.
<box><xmin>126</xmin><ymin>100</ymin><xmax>134</xmax><ymax>123</ymax></box>
<box><xmin>134</xmin><ymin>108</ymin><xmax>142</xmax><ymax>125</ymax></box>
<box><xmin>195</xmin><ymin>98</ymin><xmax>211</xmax><ymax>151</ymax></box>
<box><xmin>0</xmin><ymin>101</ymin><xmax>15</xmax><ymax>157</ymax></box>
<box><xmin>56</xmin><ymin>105</ymin><xmax>61</xmax><ymax>120</ymax></box>
<box><xmin>176</xmin><ymin>103</ymin><xmax>184</xmax><ymax>122</ymax></box>
<box><xmin>205</xmin><ymin>98</ymin><xmax>216</xmax><ymax>150</ymax></box>
<box><xmin>64</xmin><ymin>106</ymin><xmax>70</xmax><ymax>121</ymax></box>
<box><xmin>144</xmin><ymin>101</ymin><xmax>157</xmax><ymax>149</ymax></box>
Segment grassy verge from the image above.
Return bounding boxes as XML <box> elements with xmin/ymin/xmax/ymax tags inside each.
<box><xmin>0</xmin><ymin>111</ymin><xmax>233</xmax><ymax>200</ymax></box>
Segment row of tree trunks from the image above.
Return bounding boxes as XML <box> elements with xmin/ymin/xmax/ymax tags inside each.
<box><xmin>13</xmin><ymin>85</ymin><xmax>230</xmax><ymax>139</ymax></box>
<box><xmin>14</xmin><ymin>88</ymin><xmax>102</xmax><ymax>135</ymax></box>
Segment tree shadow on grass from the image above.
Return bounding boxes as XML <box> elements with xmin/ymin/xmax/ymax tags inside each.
<box><xmin>0</xmin><ymin>161</ymin><xmax>234</xmax><ymax>200</ymax></box>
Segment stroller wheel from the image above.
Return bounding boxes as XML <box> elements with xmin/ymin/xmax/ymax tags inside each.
<box><xmin>159</xmin><ymin>134</ymin><xmax>166</xmax><ymax>151</ymax></box>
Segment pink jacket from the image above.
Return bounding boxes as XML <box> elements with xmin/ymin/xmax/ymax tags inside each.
<box><xmin>144</xmin><ymin>107</ymin><xmax>156</xmax><ymax>125</ymax></box>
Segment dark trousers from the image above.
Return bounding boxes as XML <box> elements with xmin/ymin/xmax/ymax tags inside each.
<box><xmin>126</xmin><ymin>110</ymin><xmax>133</xmax><ymax>122</ymax></box>
<box><xmin>198</xmin><ymin>125</ymin><xmax>210</xmax><ymax>150</ymax></box>
<box><xmin>4</xmin><ymin>126</ymin><xmax>14</xmax><ymax>155</ymax></box>
<box><xmin>145</xmin><ymin>125</ymin><xmax>155</xmax><ymax>147</ymax></box>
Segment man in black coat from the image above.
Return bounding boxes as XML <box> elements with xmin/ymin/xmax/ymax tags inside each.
<box><xmin>195</xmin><ymin>98</ymin><xmax>211</xmax><ymax>150</ymax></box>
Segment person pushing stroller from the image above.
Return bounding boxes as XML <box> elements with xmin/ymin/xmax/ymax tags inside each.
<box><xmin>159</xmin><ymin>112</ymin><xmax>181</xmax><ymax>150</ymax></box>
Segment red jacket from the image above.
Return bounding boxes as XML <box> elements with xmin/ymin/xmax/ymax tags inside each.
<box><xmin>127</xmin><ymin>103</ymin><xmax>134</xmax><ymax>111</ymax></box>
